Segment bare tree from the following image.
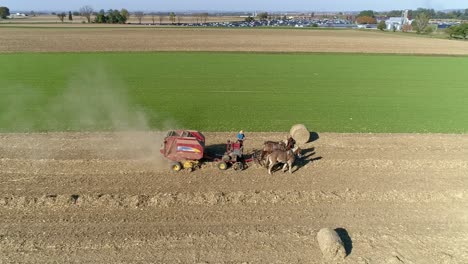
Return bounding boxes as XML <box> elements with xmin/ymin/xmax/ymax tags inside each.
<box><xmin>158</xmin><ymin>14</ymin><xmax>164</xmax><ymax>24</ymax></box>
<box><xmin>177</xmin><ymin>15</ymin><xmax>181</xmax><ymax>24</ymax></box>
<box><xmin>57</xmin><ymin>12</ymin><xmax>66</xmax><ymax>22</ymax></box>
<box><xmin>202</xmin><ymin>12</ymin><xmax>209</xmax><ymax>23</ymax></box>
<box><xmin>195</xmin><ymin>13</ymin><xmax>204</xmax><ymax>23</ymax></box>
<box><xmin>134</xmin><ymin>11</ymin><xmax>144</xmax><ymax>24</ymax></box>
<box><xmin>79</xmin><ymin>5</ymin><xmax>93</xmax><ymax>23</ymax></box>
<box><xmin>150</xmin><ymin>13</ymin><xmax>156</xmax><ymax>24</ymax></box>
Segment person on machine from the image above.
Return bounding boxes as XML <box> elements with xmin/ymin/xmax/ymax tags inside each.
<box><xmin>237</xmin><ymin>130</ymin><xmax>245</xmax><ymax>146</ymax></box>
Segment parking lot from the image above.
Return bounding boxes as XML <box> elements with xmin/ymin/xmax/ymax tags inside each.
<box><xmin>146</xmin><ymin>18</ymin><xmax>357</xmax><ymax>28</ymax></box>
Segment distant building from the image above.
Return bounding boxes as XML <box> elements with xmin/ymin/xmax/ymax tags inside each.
<box><xmin>240</xmin><ymin>11</ymin><xmax>257</xmax><ymax>18</ymax></box>
<box><xmin>7</xmin><ymin>13</ymin><xmax>28</xmax><ymax>19</ymax></box>
<box><xmin>386</xmin><ymin>17</ymin><xmax>405</xmax><ymax>30</ymax></box>
<box><xmin>385</xmin><ymin>10</ymin><xmax>411</xmax><ymax>31</ymax></box>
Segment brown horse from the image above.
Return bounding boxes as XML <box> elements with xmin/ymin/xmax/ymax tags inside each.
<box><xmin>261</xmin><ymin>137</ymin><xmax>301</xmax><ymax>163</ymax></box>
<box><xmin>285</xmin><ymin>136</ymin><xmax>295</xmax><ymax>150</ymax></box>
<box><xmin>265</xmin><ymin>149</ymin><xmax>296</xmax><ymax>174</ymax></box>
<box><xmin>285</xmin><ymin>136</ymin><xmax>303</xmax><ymax>158</ymax></box>
<box><xmin>260</xmin><ymin>140</ymin><xmax>286</xmax><ymax>163</ymax></box>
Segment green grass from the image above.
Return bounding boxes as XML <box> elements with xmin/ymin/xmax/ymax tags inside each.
<box><xmin>1</xmin><ymin>52</ymin><xmax>467</xmax><ymax>133</ymax></box>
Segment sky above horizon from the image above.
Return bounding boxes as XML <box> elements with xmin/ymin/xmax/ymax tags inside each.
<box><xmin>1</xmin><ymin>0</ymin><xmax>466</xmax><ymax>12</ymax></box>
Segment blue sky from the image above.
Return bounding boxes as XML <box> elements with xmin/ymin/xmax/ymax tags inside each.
<box><xmin>1</xmin><ymin>0</ymin><xmax>466</xmax><ymax>12</ymax></box>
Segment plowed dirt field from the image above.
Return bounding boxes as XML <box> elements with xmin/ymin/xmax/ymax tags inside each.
<box><xmin>1</xmin><ymin>132</ymin><xmax>467</xmax><ymax>263</ymax></box>
<box><xmin>1</xmin><ymin>28</ymin><xmax>468</xmax><ymax>54</ymax></box>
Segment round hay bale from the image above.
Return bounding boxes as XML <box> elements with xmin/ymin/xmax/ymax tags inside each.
<box><xmin>316</xmin><ymin>228</ymin><xmax>346</xmax><ymax>261</ymax></box>
<box><xmin>289</xmin><ymin>124</ymin><xmax>310</xmax><ymax>145</ymax></box>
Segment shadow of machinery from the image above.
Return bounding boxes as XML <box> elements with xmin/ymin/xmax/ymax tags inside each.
<box><xmin>204</xmin><ymin>143</ymin><xmax>227</xmax><ymax>157</ymax></box>
<box><xmin>335</xmin><ymin>228</ymin><xmax>353</xmax><ymax>256</ymax></box>
<box><xmin>204</xmin><ymin>143</ymin><xmax>262</xmax><ymax>167</ymax></box>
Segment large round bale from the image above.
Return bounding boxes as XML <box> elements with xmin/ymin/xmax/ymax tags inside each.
<box><xmin>289</xmin><ymin>124</ymin><xmax>310</xmax><ymax>145</ymax></box>
<box><xmin>316</xmin><ymin>228</ymin><xmax>347</xmax><ymax>261</ymax></box>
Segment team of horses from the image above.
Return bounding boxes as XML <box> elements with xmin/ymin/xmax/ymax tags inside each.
<box><xmin>259</xmin><ymin>136</ymin><xmax>303</xmax><ymax>174</ymax></box>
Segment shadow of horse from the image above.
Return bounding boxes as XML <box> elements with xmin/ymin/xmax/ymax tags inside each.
<box><xmin>294</xmin><ymin>147</ymin><xmax>322</xmax><ymax>172</ymax></box>
<box><xmin>294</xmin><ymin>131</ymin><xmax>321</xmax><ymax>169</ymax></box>
<box><xmin>267</xmin><ymin>147</ymin><xmax>322</xmax><ymax>173</ymax></box>
<box><xmin>290</xmin><ymin>131</ymin><xmax>321</xmax><ymax>172</ymax></box>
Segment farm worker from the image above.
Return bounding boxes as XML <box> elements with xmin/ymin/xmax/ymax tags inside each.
<box><xmin>237</xmin><ymin>130</ymin><xmax>245</xmax><ymax>146</ymax></box>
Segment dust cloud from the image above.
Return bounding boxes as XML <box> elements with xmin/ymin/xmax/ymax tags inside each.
<box><xmin>1</xmin><ymin>66</ymin><xmax>179</xmax><ymax>167</ymax></box>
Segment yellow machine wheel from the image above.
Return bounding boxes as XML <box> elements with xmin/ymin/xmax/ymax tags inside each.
<box><xmin>217</xmin><ymin>162</ymin><xmax>228</xmax><ymax>170</ymax></box>
<box><xmin>170</xmin><ymin>162</ymin><xmax>182</xmax><ymax>172</ymax></box>
<box><xmin>183</xmin><ymin>161</ymin><xmax>192</xmax><ymax>169</ymax></box>
<box><xmin>183</xmin><ymin>160</ymin><xmax>199</xmax><ymax>170</ymax></box>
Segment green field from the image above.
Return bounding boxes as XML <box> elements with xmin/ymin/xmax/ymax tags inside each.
<box><xmin>1</xmin><ymin>52</ymin><xmax>467</xmax><ymax>133</ymax></box>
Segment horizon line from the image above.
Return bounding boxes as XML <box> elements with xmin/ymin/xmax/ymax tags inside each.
<box><xmin>8</xmin><ymin>8</ymin><xmax>467</xmax><ymax>13</ymax></box>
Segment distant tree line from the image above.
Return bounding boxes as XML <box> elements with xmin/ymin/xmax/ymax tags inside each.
<box><xmin>74</xmin><ymin>6</ymin><xmax>186</xmax><ymax>24</ymax></box>
<box><xmin>380</xmin><ymin>8</ymin><xmax>468</xmax><ymax>20</ymax></box>
<box><xmin>94</xmin><ymin>9</ymin><xmax>129</xmax><ymax>24</ymax></box>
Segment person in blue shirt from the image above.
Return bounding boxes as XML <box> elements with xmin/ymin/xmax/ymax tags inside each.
<box><xmin>237</xmin><ymin>130</ymin><xmax>245</xmax><ymax>146</ymax></box>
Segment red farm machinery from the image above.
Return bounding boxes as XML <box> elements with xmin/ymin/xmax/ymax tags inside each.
<box><xmin>160</xmin><ymin>130</ymin><xmax>205</xmax><ymax>172</ymax></box>
<box><xmin>160</xmin><ymin>130</ymin><xmax>260</xmax><ymax>172</ymax></box>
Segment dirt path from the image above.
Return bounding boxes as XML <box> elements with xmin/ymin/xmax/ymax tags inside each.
<box><xmin>0</xmin><ymin>132</ymin><xmax>467</xmax><ymax>263</ymax></box>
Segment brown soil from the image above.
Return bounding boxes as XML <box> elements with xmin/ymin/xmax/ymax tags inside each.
<box><xmin>0</xmin><ymin>27</ymin><xmax>467</xmax><ymax>55</ymax></box>
<box><xmin>0</xmin><ymin>132</ymin><xmax>467</xmax><ymax>263</ymax></box>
